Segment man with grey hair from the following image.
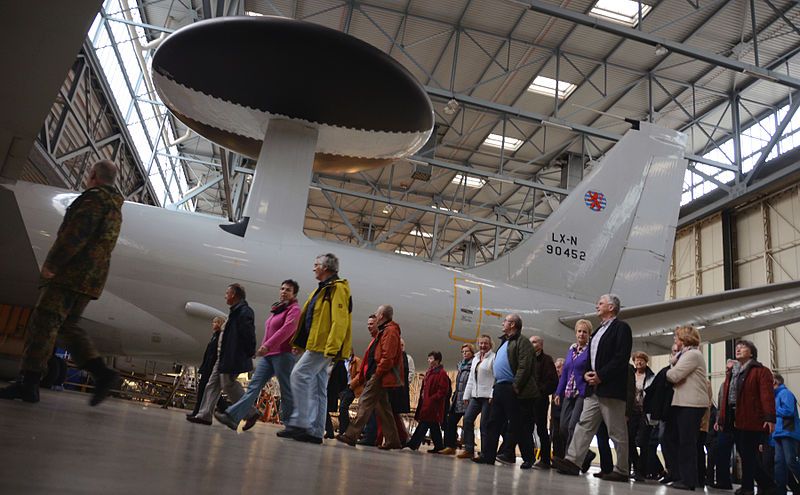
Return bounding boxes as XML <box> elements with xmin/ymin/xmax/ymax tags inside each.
<box><xmin>278</xmin><ymin>253</ymin><xmax>352</xmax><ymax>444</ymax></box>
<box><xmin>1</xmin><ymin>160</ymin><xmax>123</xmax><ymax>406</ymax></box>
<box><xmin>337</xmin><ymin>304</ymin><xmax>405</xmax><ymax>449</ymax></box>
<box><xmin>474</xmin><ymin>313</ymin><xmax>538</xmax><ymax>467</ymax></box>
<box><xmin>554</xmin><ymin>294</ymin><xmax>632</xmax><ymax>482</ymax></box>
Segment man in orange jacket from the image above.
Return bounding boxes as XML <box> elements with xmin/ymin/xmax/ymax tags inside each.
<box><xmin>337</xmin><ymin>316</ymin><xmax>372</xmax><ymax>435</ymax></box>
<box><xmin>337</xmin><ymin>304</ymin><xmax>405</xmax><ymax>450</ymax></box>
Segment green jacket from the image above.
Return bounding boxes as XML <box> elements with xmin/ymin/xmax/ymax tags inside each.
<box><xmin>503</xmin><ymin>331</ymin><xmax>540</xmax><ymax>400</ymax></box>
<box><xmin>44</xmin><ymin>185</ymin><xmax>124</xmax><ymax>299</ymax></box>
<box><xmin>291</xmin><ymin>277</ymin><xmax>352</xmax><ymax>360</ymax></box>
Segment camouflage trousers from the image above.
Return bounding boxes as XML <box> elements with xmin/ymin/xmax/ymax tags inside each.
<box><xmin>21</xmin><ymin>285</ymin><xmax>99</xmax><ymax>373</ymax></box>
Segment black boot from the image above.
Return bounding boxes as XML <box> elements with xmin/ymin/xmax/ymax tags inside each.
<box><xmin>83</xmin><ymin>358</ymin><xmax>118</xmax><ymax>406</ymax></box>
<box><xmin>0</xmin><ymin>371</ymin><xmax>41</xmax><ymax>403</ymax></box>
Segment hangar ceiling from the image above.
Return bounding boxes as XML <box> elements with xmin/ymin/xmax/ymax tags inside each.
<box><xmin>31</xmin><ymin>0</ymin><xmax>800</xmax><ymax>268</ymax></box>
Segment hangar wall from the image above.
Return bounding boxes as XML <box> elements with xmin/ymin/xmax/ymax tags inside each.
<box><xmin>651</xmin><ymin>184</ymin><xmax>800</xmax><ymax>401</ymax></box>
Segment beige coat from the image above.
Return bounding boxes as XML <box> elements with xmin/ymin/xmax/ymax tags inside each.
<box><xmin>666</xmin><ymin>348</ymin><xmax>712</xmax><ymax>408</ymax></box>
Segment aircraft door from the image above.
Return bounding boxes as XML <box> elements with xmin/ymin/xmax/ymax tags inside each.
<box><xmin>450</xmin><ymin>278</ymin><xmax>483</xmax><ymax>342</ymax></box>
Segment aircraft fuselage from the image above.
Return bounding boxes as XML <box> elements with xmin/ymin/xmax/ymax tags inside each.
<box><xmin>11</xmin><ymin>181</ymin><xmax>589</xmax><ymax>365</ymax></box>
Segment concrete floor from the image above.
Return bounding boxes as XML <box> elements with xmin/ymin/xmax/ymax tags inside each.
<box><xmin>0</xmin><ymin>389</ymin><xmax>727</xmax><ymax>495</ymax></box>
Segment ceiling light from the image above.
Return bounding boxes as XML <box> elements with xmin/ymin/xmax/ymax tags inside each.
<box><xmin>528</xmin><ymin>76</ymin><xmax>577</xmax><ymax>100</ymax></box>
<box><xmin>382</xmin><ymin>204</ymin><xmax>395</xmax><ymax>214</ymax></box>
<box><xmin>482</xmin><ymin>133</ymin><xmax>523</xmax><ymax>151</ymax></box>
<box><xmin>451</xmin><ymin>174</ymin><xmax>486</xmax><ymax>188</ymax></box>
<box><xmin>443</xmin><ymin>98</ymin><xmax>460</xmax><ymax>116</ymax></box>
<box><xmin>654</xmin><ymin>44</ymin><xmax>668</xmax><ymax>56</ymax></box>
<box><xmin>410</xmin><ymin>228</ymin><xmax>432</xmax><ymax>238</ymax></box>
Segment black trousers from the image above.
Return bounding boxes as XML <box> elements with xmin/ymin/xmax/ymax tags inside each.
<box><xmin>533</xmin><ymin>396</ymin><xmax>552</xmax><ymax>463</ymax></box>
<box><xmin>596</xmin><ymin>421</ymin><xmax>614</xmax><ymax>473</ymax></box>
<box><xmin>551</xmin><ymin>415</ymin><xmax>566</xmax><ymax>459</ymax></box>
<box><xmin>338</xmin><ymin>388</ymin><xmax>356</xmax><ymax>434</ymax></box>
<box><xmin>664</xmin><ymin>406</ymin><xmax>705</xmax><ymax>488</ymax></box>
<box><xmin>444</xmin><ymin>411</ymin><xmax>464</xmax><ymax>449</ymax></box>
<box><xmin>628</xmin><ymin>412</ymin><xmax>643</xmax><ymax>473</ymax></box>
<box><xmin>190</xmin><ymin>372</ymin><xmax>210</xmax><ymax>416</ymax></box>
<box><xmin>407</xmin><ymin>421</ymin><xmax>443</xmax><ymax>451</ymax></box>
<box><xmin>483</xmin><ymin>383</ymin><xmax>535</xmax><ymax>463</ymax></box>
<box><xmin>736</xmin><ymin>429</ymin><xmax>776</xmax><ymax>491</ymax></box>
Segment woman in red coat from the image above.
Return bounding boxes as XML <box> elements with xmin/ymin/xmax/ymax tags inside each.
<box><xmin>405</xmin><ymin>351</ymin><xmax>451</xmax><ymax>452</ymax></box>
<box><xmin>715</xmin><ymin>340</ymin><xmax>776</xmax><ymax>494</ymax></box>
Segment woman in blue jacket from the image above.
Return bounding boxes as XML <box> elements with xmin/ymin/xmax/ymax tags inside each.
<box><xmin>773</xmin><ymin>373</ymin><xmax>800</xmax><ymax>495</ymax></box>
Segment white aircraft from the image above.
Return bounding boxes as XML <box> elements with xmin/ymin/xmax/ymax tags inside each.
<box><xmin>3</xmin><ymin>121</ymin><xmax>800</xmax><ymax>367</ymax></box>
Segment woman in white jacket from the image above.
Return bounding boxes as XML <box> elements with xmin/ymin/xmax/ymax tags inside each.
<box><xmin>663</xmin><ymin>325</ymin><xmax>711</xmax><ymax>491</ymax></box>
<box><xmin>458</xmin><ymin>334</ymin><xmax>496</xmax><ymax>460</ymax></box>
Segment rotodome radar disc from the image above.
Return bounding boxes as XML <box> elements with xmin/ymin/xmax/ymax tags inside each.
<box><xmin>152</xmin><ymin>16</ymin><xmax>435</xmax><ymax>173</ymax></box>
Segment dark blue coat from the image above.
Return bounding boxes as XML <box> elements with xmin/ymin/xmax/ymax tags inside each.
<box><xmin>198</xmin><ymin>331</ymin><xmax>221</xmax><ymax>376</ymax></box>
<box><xmin>588</xmin><ymin>318</ymin><xmax>633</xmax><ymax>401</ymax></box>
<box><xmin>217</xmin><ymin>300</ymin><xmax>256</xmax><ymax>374</ymax></box>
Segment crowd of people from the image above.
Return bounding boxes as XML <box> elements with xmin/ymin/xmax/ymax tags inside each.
<box><xmin>1</xmin><ymin>159</ymin><xmax>798</xmax><ymax>494</ymax></box>
<box><xmin>185</xmin><ymin>271</ymin><xmax>800</xmax><ymax>495</ymax></box>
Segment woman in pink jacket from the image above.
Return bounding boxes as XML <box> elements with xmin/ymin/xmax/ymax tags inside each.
<box><xmin>215</xmin><ymin>280</ymin><xmax>301</xmax><ymax>431</ymax></box>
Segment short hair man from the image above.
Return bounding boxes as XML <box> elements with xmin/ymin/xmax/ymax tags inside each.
<box><xmin>1</xmin><ymin>160</ymin><xmax>123</xmax><ymax>405</ymax></box>
<box><xmin>474</xmin><ymin>313</ymin><xmax>539</xmax><ymax>468</ymax></box>
<box><xmin>337</xmin><ymin>304</ymin><xmax>405</xmax><ymax>449</ymax></box>
<box><xmin>214</xmin><ymin>280</ymin><xmax>301</xmax><ymax>431</ymax></box>
<box><xmin>529</xmin><ymin>335</ymin><xmax>559</xmax><ymax>469</ymax></box>
<box><xmin>553</xmin><ymin>294</ymin><xmax>633</xmax><ymax>481</ymax></box>
<box><xmin>278</xmin><ymin>253</ymin><xmax>352</xmax><ymax>444</ymax></box>
<box><xmin>188</xmin><ymin>283</ymin><xmax>256</xmax><ymax>425</ymax></box>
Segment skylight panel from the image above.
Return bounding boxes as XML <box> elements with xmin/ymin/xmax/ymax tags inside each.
<box><xmin>432</xmin><ymin>204</ymin><xmax>459</xmax><ymax>213</ymax></box>
<box><xmin>245</xmin><ymin>11</ymin><xmax>264</xmax><ymax>16</ymax></box>
<box><xmin>451</xmin><ymin>174</ymin><xmax>486</xmax><ymax>188</ymax></box>
<box><xmin>482</xmin><ymin>133</ymin><xmax>523</xmax><ymax>151</ymax></box>
<box><xmin>528</xmin><ymin>76</ymin><xmax>577</xmax><ymax>100</ymax></box>
<box><xmin>394</xmin><ymin>249</ymin><xmax>416</xmax><ymax>256</ymax></box>
<box><xmin>410</xmin><ymin>228</ymin><xmax>432</xmax><ymax>238</ymax></box>
<box><xmin>590</xmin><ymin>0</ymin><xmax>652</xmax><ymax>27</ymax></box>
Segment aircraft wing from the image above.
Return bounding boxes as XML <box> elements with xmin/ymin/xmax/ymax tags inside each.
<box><xmin>559</xmin><ymin>280</ymin><xmax>800</xmax><ymax>354</ymax></box>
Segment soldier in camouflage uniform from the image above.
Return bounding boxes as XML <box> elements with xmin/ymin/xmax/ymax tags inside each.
<box><xmin>0</xmin><ymin>160</ymin><xmax>124</xmax><ymax>405</ymax></box>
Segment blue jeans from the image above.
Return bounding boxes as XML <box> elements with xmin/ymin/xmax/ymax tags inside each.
<box><xmin>286</xmin><ymin>350</ymin><xmax>331</xmax><ymax>438</ymax></box>
<box><xmin>775</xmin><ymin>437</ymin><xmax>800</xmax><ymax>495</ymax></box>
<box><xmin>463</xmin><ymin>397</ymin><xmax>491</xmax><ymax>453</ymax></box>
<box><xmin>226</xmin><ymin>352</ymin><xmax>297</xmax><ymax>422</ymax></box>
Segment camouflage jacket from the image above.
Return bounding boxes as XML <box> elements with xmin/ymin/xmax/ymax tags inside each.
<box><xmin>44</xmin><ymin>184</ymin><xmax>124</xmax><ymax>299</ymax></box>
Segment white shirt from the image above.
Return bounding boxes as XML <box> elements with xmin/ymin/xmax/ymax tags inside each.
<box><xmin>590</xmin><ymin>317</ymin><xmax>615</xmax><ymax>369</ymax></box>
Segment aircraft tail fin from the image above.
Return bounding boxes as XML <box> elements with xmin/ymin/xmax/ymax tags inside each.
<box><xmin>469</xmin><ymin>122</ymin><xmax>688</xmax><ymax>307</ymax></box>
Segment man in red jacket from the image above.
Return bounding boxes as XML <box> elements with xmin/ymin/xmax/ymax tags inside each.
<box><xmin>337</xmin><ymin>304</ymin><xmax>405</xmax><ymax>449</ymax></box>
<box><xmin>715</xmin><ymin>340</ymin><xmax>776</xmax><ymax>495</ymax></box>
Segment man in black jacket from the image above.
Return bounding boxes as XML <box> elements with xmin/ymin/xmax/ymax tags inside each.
<box><xmin>553</xmin><ymin>294</ymin><xmax>632</xmax><ymax>482</ymax></box>
<box><xmin>188</xmin><ymin>284</ymin><xmax>256</xmax><ymax>425</ymax></box>
<box><xmin>531</xmin><ymin>335</ymin><xmax>559</xmax><ymax>469</ymax></box>
<box><xmin>186</xmin><ymin>316</ymin><xmax>225</xmax><ymax>418</ymax></box>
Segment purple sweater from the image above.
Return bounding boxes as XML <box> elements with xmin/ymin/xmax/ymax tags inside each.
<box><xmin>260</xmin><ymin>300</ymin><xmax>300</xmax><ymax>356</ymax></box>
<box><xmin>555</xmin><ymin>344</ymin><xmax>590</xmax><ymax>398</ymax></box>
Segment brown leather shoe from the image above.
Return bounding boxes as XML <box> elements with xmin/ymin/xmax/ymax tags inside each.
<box><xmin>336</xmin><ymin>433</ymin><xmax>357</xmax><ymax>447</ymax></box>
<box><xmin>438</xmin><ymin>447</ymin><xmax>456</xmax><ymax>455</ymax></box>
<box><xmin>457</xmin><ymin>451</ymin><xmax>474</xmax><ymax>459</ymax></box>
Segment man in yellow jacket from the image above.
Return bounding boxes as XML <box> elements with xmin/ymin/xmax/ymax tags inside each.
<box><xmin>277</xmin><ymin>253</ymin><xmax>352</xmax><ymax>444</ymax></box>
